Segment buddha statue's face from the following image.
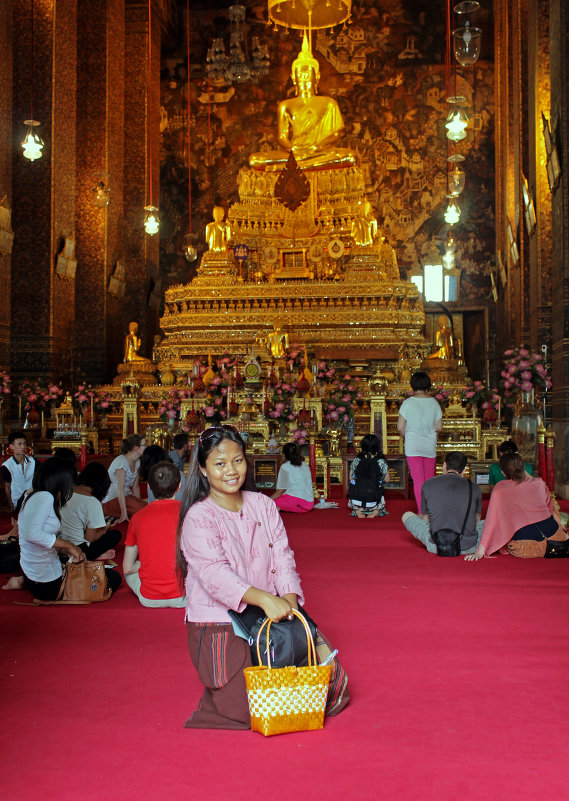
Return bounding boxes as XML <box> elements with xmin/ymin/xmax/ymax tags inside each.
<box><xmin>293</xmin><ymin>64</ymin><xmax>318</xmax><ymax>96</ymax></box>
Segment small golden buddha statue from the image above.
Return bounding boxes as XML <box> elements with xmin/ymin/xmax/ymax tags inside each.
<box><xmin>431</xmin><ymin>315</ymin><xmax>456</xmax><ymax>361</ymax></box>
<box><xmin>205</xmin><ymin>206</ymin><xmax>231</xmax><ymax>253</ymax></box>
<box><xmin>351</xmin><ymin>200</ymin><xmax>378</xmax><ymax>246</ymax></box>
<box><xmin>249</xmin><ymin>33</ymin><xmax>356</xmax><ymax>171</ymax></box>
<box><xmin>124</xmin><ymin>321</ymin><xmax>146</xmax><ymax>362</ymax></box>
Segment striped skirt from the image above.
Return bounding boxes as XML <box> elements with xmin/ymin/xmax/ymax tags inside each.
<box><xmin>184</xmin><ymin>621</ymin><xmax>349</xmax><ymax>730</ymax></box>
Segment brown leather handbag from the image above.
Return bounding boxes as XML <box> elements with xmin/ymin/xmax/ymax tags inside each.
<box><xmin>54</xmin><ymin>561</ymin><xmax>112</xmax><ymax>604</ymax></box>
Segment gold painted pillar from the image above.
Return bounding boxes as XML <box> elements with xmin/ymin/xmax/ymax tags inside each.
<box><xmin>10</xmin><ymin>0</ymin><xmax>77</xmax><ymax>383</ymax></box>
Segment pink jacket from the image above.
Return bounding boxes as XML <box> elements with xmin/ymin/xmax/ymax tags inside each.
<box><xmin>480</xmin><ymin>475</ymin><xmax>556</xmax><ymax>555</ymax></box>
<box><xmin>181</xmin><ymin>491</ymin><xmax>304</xmax><ymax>622</ymax></box>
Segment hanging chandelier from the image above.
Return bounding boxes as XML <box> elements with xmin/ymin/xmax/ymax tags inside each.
<box><xmin>268</xmin><ymin>0</ymin><xmax>351</xmax><ymax>30</ymax></box>
<box><xmin>206</xmin><ymin>4</ymin><xmax>270</xmax><ymax>86</ymax></box>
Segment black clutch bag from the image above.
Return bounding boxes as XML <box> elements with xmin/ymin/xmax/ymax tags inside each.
<box><xmin>227</xmin><ymin>603</ymin><xmax>318</xmax><ymax>668</ymax></box>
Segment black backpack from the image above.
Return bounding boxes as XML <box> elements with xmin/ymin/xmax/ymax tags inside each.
<box><xmin>349</xmin><ymin>456</ymin><xmax>383</xmax><ymax>505</ymax></box>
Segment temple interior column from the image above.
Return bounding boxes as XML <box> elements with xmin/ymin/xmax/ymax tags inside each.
<box><xmin>10</xmin><ymin>0</ymin><xmax>77</xmax><ymax>385</ymax></box>
<box><xmin>123</xmin><ymin>0</ymin><xmax>161</xmax><ymax>361</ymax></box>
<box><xmin>549</xmin><ymin>0</ymin><xmax>569</xmax><ymax>496</ymax></box>
<box><xmin>0</xmin><ymin>1</ymin><xmax>13</xmax><ymax>369</ymax></box>
<box><xmin>75</xmin><ymin>0</ymin><xmax>126</xmax><ymax>382</ymax></box>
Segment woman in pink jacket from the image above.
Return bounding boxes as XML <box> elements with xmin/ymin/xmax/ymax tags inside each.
<box><xmin>176</xmin><ymin>424</ymin><xmax>348</xmax><ymax>729</ymax></box>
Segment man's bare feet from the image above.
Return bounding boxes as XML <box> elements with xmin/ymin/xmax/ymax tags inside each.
<box><xmin>2</xmin><ymin>575</ymin><xmax>24</xmax><ymax>590</ymax></box>
<box><xmin>368</xmin><ymin>509</ymin><xmax>379</xmax><ymax>519</ymax></box>
<box><xmin>355</xmin><ymin>509</ymin><xmax>366</xmax><ymax>518</ymax></box>
<box><xmin>95</xmin><ymin>549</ymin><xmax>116</xmax><ymax>562</ymax></box>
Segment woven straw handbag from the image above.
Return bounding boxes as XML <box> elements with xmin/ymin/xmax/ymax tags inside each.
<box><xmin>243</xmin><ymin>609</ymin><xmax>332</xmax><ymax>736</ymax></box>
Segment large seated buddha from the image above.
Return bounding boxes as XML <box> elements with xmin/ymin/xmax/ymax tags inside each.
<box><xmin>249</xmin><ymin>34</ymin><xmax>357</xmax><ymax>172</ymax></box>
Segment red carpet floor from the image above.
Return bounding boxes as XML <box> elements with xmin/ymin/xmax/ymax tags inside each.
<box><xmin>1</xmin><ymin>498</ymin><xmax>569</xmax><ymax>801</ymax></box>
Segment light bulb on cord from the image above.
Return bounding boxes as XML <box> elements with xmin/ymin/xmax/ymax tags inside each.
<box><xmin>445</xmin><ymin>97</ymin><xmax>469</xmax><ymax>142</ymax></box>
<box><xmin>144</xmin><ymin>205</ymin><xmax>160</xmax><ymax>235</ymax></box>
<box><xmin>92</xmin><ymin>181</ymin><xmax>110</xmax><ymax>208</ymax></box>
<box><xmin>444</xmin><ymin>197</ymin><xmax>461</xmax><ymax>225</ymax></box>
<box><xmin>22</xmin><ymin>119</ymin><xmax>43</xmax><ymax>161</ymax></box>
<box><xmin>448</xmin><ymin>164</ymin><xmax>466</xmax><ymax>196</ymax></box>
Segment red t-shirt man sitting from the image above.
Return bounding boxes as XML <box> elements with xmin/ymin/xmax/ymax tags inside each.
<box><xmin>123</xmin><ymin>461</ymin><xmax>186</xmax><ymax>607</ymax></box>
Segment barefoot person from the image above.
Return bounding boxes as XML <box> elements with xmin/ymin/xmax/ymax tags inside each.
<box><xmin>18</xmin><ymin>457</ymin><xmax>121</xmax><ymax>601</ymax></box>
<box><xmin>177</xmin><ymin>425</ymin><xmax>348</xmax><ymax>729</ymax></box>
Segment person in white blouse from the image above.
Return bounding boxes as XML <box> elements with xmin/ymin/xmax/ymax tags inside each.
<box><xmin>18</xmin><ymin>457</ymin><xmax>85</xmax><ymax>601</ymax></box>
<box><xmin>102</xmin><ymin>434</ymin><xmax>147</xmax><ymax>523</ymax></box>
<box><xmin>271</xmin><ymin>442</ymin><xmax>314</xmax><ymax>513</ymax></box>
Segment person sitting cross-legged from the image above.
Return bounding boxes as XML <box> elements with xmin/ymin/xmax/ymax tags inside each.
<box><xmin>60</xmin><ymin>462</ymin><xmax>121</xmax><ymax>562</ymax></box>
<box><xmin>123</xmin><ymin>461</ymin><xmax>186</xmax><ymax>608</ymax></box>
<box><xmin>401</xmin><ymin>451</ymin><xmax>484</xmax><ymax>556</ymax></box>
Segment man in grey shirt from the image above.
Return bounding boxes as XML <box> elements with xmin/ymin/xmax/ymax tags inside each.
<box><xmin>402</xmin><ymin>451</ymin><xmax>484</xmax><ymax>554</ymax></box>
<box><xmin>168</xmin><ymin>432</ymin><xmax>189</xmax><ymax>473</ymax></box>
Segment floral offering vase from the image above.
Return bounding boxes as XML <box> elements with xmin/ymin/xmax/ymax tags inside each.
<box><xmin>511</xmin><ymin>389</ymin><xmax>542</xmax><ymax>465</ymax></box>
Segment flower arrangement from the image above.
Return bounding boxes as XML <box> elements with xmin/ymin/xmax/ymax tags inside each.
<box><xmin>500</xmin><ymin>347</ymin><xmax>552</xmax><ymax>399</ymax></box>
<box><xmin>324</xmin><ymin>374</ymin><xmax>363</xmax><ymax>423</ymax></box>
<box><xmin>73</xmin><ymin>383</ymin><xmax>91</xmax><ymax>412</ymax></box>
<box><xmin>158</xmin><ymin>388</ymin><xmax>189</xmax><ymax>423</ymax></box>
<box><xmin>431</xmin><ymin>385</ymin><xmax>452</xmax><ymax>409</ymax></box>
<box><xmin>290</xmin><ymin>427</ymin><xmax>309</xmax><ymax>445</ymax></box>
<box><xmin>0</xmin><ymin>370</ymin><xmax>10</xmax><ymax>395</ymax></box>
<box><xmin>19</xmin><ymin>380</ymin><xmax>63</xmax><ymax>411</ymax></box>
<box><xmin>94</xmin><ymin>390</ymin><xmax>113</xmax><ymax>413</ymax></box>
<box><xmin>267</xmin><ymin>373</ymin><xmax>298</xmax><ymax>426</ymax></box>
<box><xmin>461</xmin><ymin>380</ymin><xmax>501</xmax><ymax>421</ymax></box>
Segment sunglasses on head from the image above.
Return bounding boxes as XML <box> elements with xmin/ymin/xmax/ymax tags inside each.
<box><xmin>198</xmin><ymin>424</ymin><xmax>240</xmax><ymax>444</ymax></box>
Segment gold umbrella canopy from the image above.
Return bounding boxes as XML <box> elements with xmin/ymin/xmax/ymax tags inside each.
<box><xmin>268</xmin><ymin>0</ymin><xmax>351</xmax><ymax>30</ymax></box>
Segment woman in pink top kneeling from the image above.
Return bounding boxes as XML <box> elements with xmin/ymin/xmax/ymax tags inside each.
<box><xmin>176</xmin><ymin>425</ymin><xmax>348</xmax><ymax>730</ymax></box>
<box><xmin>465</xmin><ymin>452</ymin><xmax>568</xmax><ymax>561</ymax></box>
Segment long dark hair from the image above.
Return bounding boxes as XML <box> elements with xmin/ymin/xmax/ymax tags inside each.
<box><xmin>76</xmin><ymin>461</ymin><xmax>111</xmax><ymax>502</ymax></box>
<box><xmin>176</xmin><ymin>426</ymin><xmax>250</xmax><ymax>587</ymax></box>
<box><xmin>282</xmin><ymin>442</ymin><xmax>303</xmax><ymax>466</ymax></box>
<box><xmin>358</xmin><ymin>433</ymin><xmax>384</xmax><ymax>460</ymax></box>
<box><xmin>26</xmin><ymin>457</ymin><xmax>76</xmax><ymax>519</ymax></box>
<box><xmin>139</xmin><ymin>444</ymin><xmax>168</xmax><ymax>482</ymax></box>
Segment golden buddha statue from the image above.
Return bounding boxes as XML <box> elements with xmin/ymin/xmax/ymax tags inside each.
<box><xmin>249</xmin><ymin>33</ymin><xmax>356</xmax><ymax>172</ymax></box>
<box><xmin>431</xmin><ymin>315</ymin><xmax>456</xmax><ymax>361</ymax></box>
<box><xmin>205</xmin><ymin>206</ymin><xmax>231</xmax><ymax>253</ymax></box>
<box><xmin>351</xmin><ymin>200</ymin><xmax>378</xmax><ymax>247</ymax></box>
<box><xmin>124</xmin><ymin>321</ymin><xmax>146</xmax><ymax>362</ymax></box>
<box><xmin>255</xmin><ymin>323</ymin><xmax>289</xmax><ymax>359</ymax></box>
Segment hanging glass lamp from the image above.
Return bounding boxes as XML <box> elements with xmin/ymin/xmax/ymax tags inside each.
<box><xmin>444</xmin><ymin>197</ymin><xmax>461</xmax><ymax>225</ymax></box>
<box><xmin>21</xmin><ymin>119</ymin><xmax>44</xmax><ymax>161</ymax></box>
<box><xmin>144</xmin><ymin>205</ymin><xmax>160</xmax><ymax>235</ymax></box>
<box><xmin>453</xmin><ymin>20</ymin><xmax>482</xmax><ymax>67</ymax></box>
<box><xmin>445</xmin><ymin>97</ymin><xmax>469</xmax><ymax>142</ymax></box>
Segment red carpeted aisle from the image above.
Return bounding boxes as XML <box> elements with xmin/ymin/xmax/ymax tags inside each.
<box><xmin>1</xmin><ymin>499</ymin><xmax>569</xmax><ymax>801</ymax></box>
